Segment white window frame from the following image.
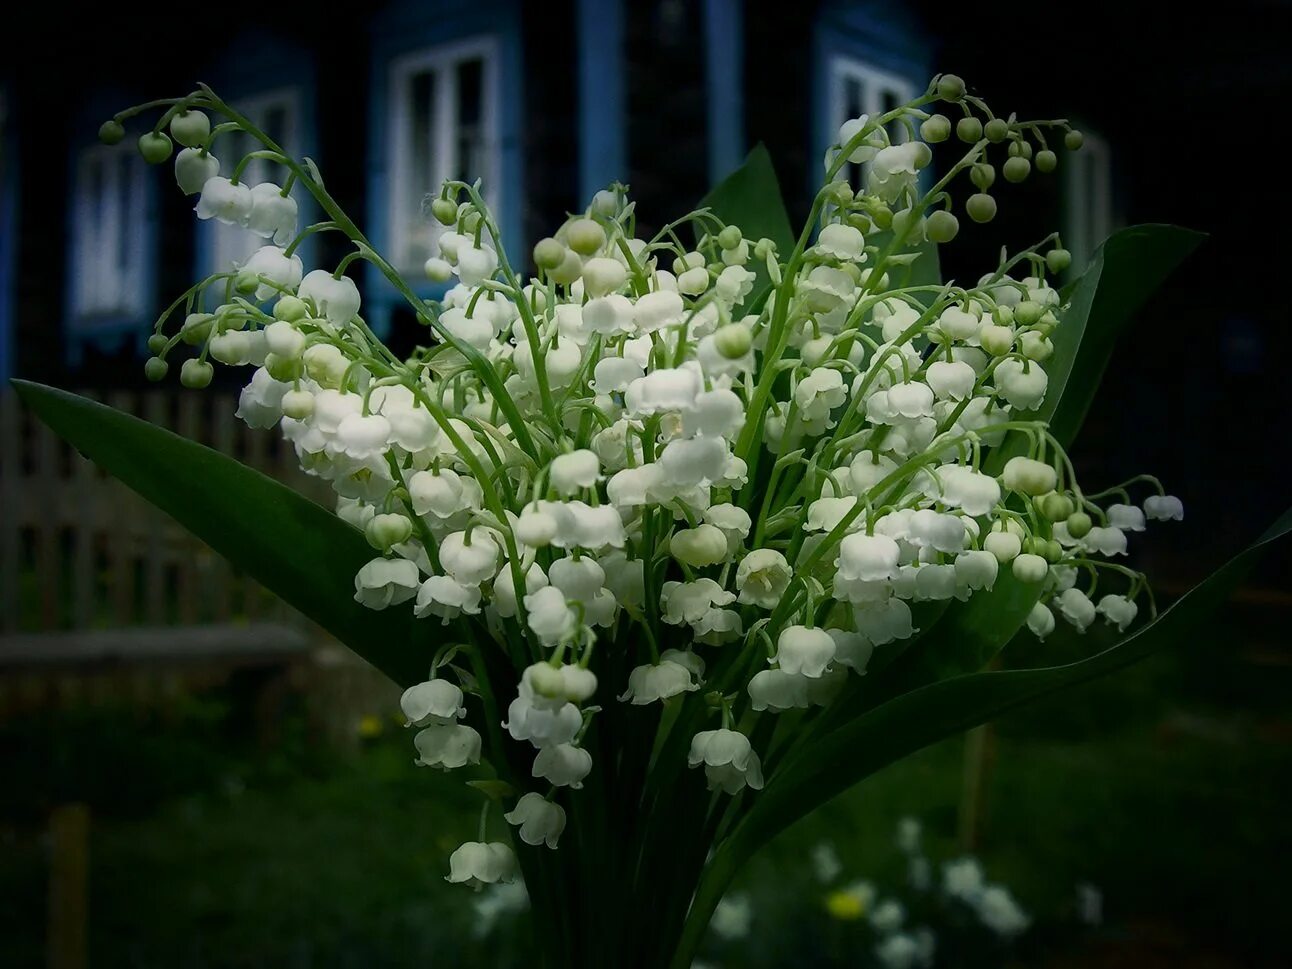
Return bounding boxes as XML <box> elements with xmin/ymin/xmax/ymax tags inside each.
<box><xmin>386</xmin><ymin>36</ymin><xmax>501</xmax><ymax>276</ymax></box>
<box><xmin>203</xmin><ymin>87</ymin><xmax>302</xmax><ymax>277</ymax></box>
<box><xmin>71</xmin><ymin>142</ymin><xmax>148</xmax><ymax>321</ymax></box>
<box><xmin>827</xmin><ymin>55</ymin><xmax>918</xmax><ymax>183</ymax></box>
<box><xmin>1063</xmin><ymin>130</ymin><xmax>1113</xmax><ymax>272</ymax></box>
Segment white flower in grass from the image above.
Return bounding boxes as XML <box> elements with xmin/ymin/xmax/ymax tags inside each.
<box><xmin>550</xmin><ymin>450</ymin><xmax>602</xmax><ymax>496</ymax></box>
<box><xmin>332</xmin><ymin>413</ymin><xmax>390</xmax><ymax>461</ymax></box>
<box><xmin>799</xmin><ymin>265</ymin><xmax>855</xmax><ymax>313</ymax></box>
<box><xmin>621</xmin><ymin>649</ymin><xmax>704</xmax><ymax>704</ymax></box>
<box><xmin>633</xmin><ymin>289</ymin><xmax>685</xmax><ymax>333</ymax></box>
<box><xmin>1054</xmin><ymin>587</ymin><xmax>1097</xmax><ymax>632</ymax></box>
<box><xmin>907</xmin><ymin>510</ymin><xmax>967</xmax><ymax>554</ymax></box>
<box><xmin>748</xmin><ymin>668</ymin><xmax>811</xmax><ymax>712</ymax></box>
<box><xmin>504</xmin><ymin>690</ymin><xmax>582</xmax><ymax>749</ymax></box>
<box><xmin>492</xmin><ymin>563</ymin><xmax>548</xmax><ymax>619</ymax></box>
<box><xmin>975</xmin><ymin>885</ymin><xmax>1030</xmax><ymax>937</ymax></box>
<box><xmin>1144</xmin><ymin>494</ymin><xmax>1184</xmax><ymax>521</ymax></box>
<box><xmin>688</xmin><ymin>729</ymin><xmax>764</xmax><ymax>794</ymax></box>
<box><xmin>241</xmin><ymin>246</ymin><xmax>303</xmax><ymax>302</ymax></box>
<box><xmin>816</xmin><ymin>222</ymin><xmax>865</xmax><ymax>260</ymax></box>
<box><xmin>925</xmin><ymin>360</ymin><xmax>976</xmax><ymax>401</ymax></box>
<box><xmin>592</xmin><ymin>356</ymin><xmax>644</xmax><ymax>394</ymax></box>
<box><xmin>993</xmin><ymin>358</ymin><xmax>1048</xmax><ymax>410</ymax></box>
<box><xmin>828</xmin><ymin>628</ymin><xmax>874</xmax><ymax>673</ymax></box>
<box><xmin>683</xmin><ymin>388</ymin><xmax>745</xmax><ymax>439</ymax></box>
<box><xmin>942</xmin><ymin>857</ymin><xmax>986</xmax><ymax>902</ymax></box>
<box><xmin>299</xmin><ymin>269</ymin><xmax>361</xmax><ymax>326</ymax></box>
<box><xmin>1107</xmin><ymin>503</ymin><xmax>1147</xmax><ymax>532</ymax></box>
<box><xmin>504</xmin><ymin>792</ymin><xmax>566</xmax><ymax>848</ymax></box>
<box><xmin>354</xmin><ymin>557</ymin><xmax>420</xmax><ymax>610</ymax></box>
<box><xmin>954</xmin><ymin>550</ymin><xmax>999</xmax><ymax>591</ymax></box>
<box><xmin>522</xmin><ymin>586</ymin><xmax>580</xmax><ymax>647</ymax></box>
<box><xmin>937</xmin><ymin>304</ymin><xmax>981</xmax><ymax>341</ymax></box>
<box><xmin>661</xmin><ymin>579</ymin><xmax>736</xmax><ymax>625</ymax></box>
<box><xmin>414</xmin><ymin>574</ymin><xmax>482</xmax><ymax>622</ymax></box>
<box><xmin>235</xmin><ymin>367</ymin><xmax>289</xmax><ymax>428</ymax></box>
<box><xmin>1027</xmin><ymin>601</ymin><xmax>1056</xmax><ymax>639</ymax></box>
<box><xmin>837</xmin><ymin>114</ymin><xmax>883</xmax><ymax>163</ymax></box>
<box><xmin>1097</xmin><ymin>593</ymin><xmax>1139</xmax><ymax>631</ymax></box>
<box><xmin>870</xmin><ymin>897</ymin><xmax>906</xmax><ymax>933</ymax></box>
<box><xmin>563</xmin><ymin>502</ymin><xmax>627</xmax><ymax>550</ymax></box>
<box><xmin>775</xmin><ymin>625</ymin><xmax>836</xmax><ymax>678</ymax></box>
<box><xmin>532</xmin><ymin>743</ymin><xmax>593</xmax><ymax>789</ymax></box>
<box><xmin>247</xmin><ymin>183</ymin><xmax>298</xmax><ymax>245</ymax></box>
<box><xmin>408</xmin><ymin>468</ymin><xmax>480</xmax><ymax>520</ymax></box>
<box><xmin>413</xmin><ymin>722</ymin><xmax>482</xmax><ymax>769</ymax></box>
<box><xmin>838</xmin><ymin>533</ymin><xmax>901</xmax><ymax>582</ymax></box>
<box><xmin>850</xmin><ymin>451</ymin><xmax>898</xmax><ymax>494</ymax></box>
<box><xmin>937</xmin><ymin>465</ymin><xmax>1001</xmax><ymax>517</ymax></box>
<box><xmin>854</xmin><ymin>597</ymin><xmax>915</xmax><ymax>645</ymax></box>
<box><xmin>868</xmin><ymin>142</ymin><xmax>923</xmax><ymax>202</ymax></box>
<box><xmin>692</xmin><ymin>605</ymin><xmax>744</xmax><ymax>645</ymax></box>
<box><xmin>447</xmin><ymin>842</ymin><xmax>517</xmax><ymax>888</ymax></box>
<box><xmin>400</xmin><ymin>678</ymin><xmax>465</xmax><ymax>726</ymax></box>
<box><xmin>1084</xmin><ymin>525</ymin><xmax>1128</xmax><ymax>556</ymax></box>
<box><xmin>1001</xmin><ymin>456</ymin><xmax>1057</xmax><ymax>496</ymax></box>
<box><xmin>456</xmin><ymin>244</ymin><xmax>499</xmax><ymax>287</ymax></box>
<box><xmin>440</xmin><ymin>530</ymin><xmax>501</xmax><ymax>585</ymax></box>
<box><xmin>174</xmin><ymin>148</ymin><xmax>219</xmax><ymax>195</ymax></box>
<box><xmin>195</xmin><ymin>176</ymin><xmax>252</xmax><ymax>225</ymax></box>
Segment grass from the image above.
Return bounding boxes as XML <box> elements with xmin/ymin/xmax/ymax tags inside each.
<box><xmin>1</xmin><ymin>637</ymin><xmax>1288</xmax><ymax>967</ymax></box>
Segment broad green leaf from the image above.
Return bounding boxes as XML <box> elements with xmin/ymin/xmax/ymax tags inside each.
<box><xmin>699</xmin><ymin>143</ymin><xmax>795</xmax><ymax>257</ymax></box>
<box><xmin>987</xmin><ymin>224</ymin><xmax>1204</xmax><ymax>470</ymax></box>
<box><xmin>672</xmin><ymin>507</ymin><xmax>1292</xmax><ymax>965</ymax></box>
<box><xmin>12</xmin><ymin>381</ymin><xmax>428</xmax><ymax>686</ymax></box>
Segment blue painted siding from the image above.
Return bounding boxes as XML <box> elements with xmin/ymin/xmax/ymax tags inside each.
<box><xmin>366</xmin><ymin>0</ymin><xmax>525</xmax><ymax>336</ymax></box>
<box><xmin>63</xmin><ymin>90</ymin><xmax>160</xmax><ymax>367</ymax></box>
<box><xmin>703</xmin><ymin>0</ymin><xmax>745</xmax><ymax>187</ymax></box>
<box><xmin>811</xmin><ymin>0</ymin><xmax>931</xmax><ymax>196</ymax></box>
<box><xmin>192</xmin><ymin>31</ymin><xmax>319</xmax><ymax>286</ymax></box>
<box><xmin>576</xmin><ymin>0</ymin><xmax>626</xmax><ymax>202</ymax></box>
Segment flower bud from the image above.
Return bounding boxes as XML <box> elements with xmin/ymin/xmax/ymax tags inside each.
<box><xmin>1008</xmin><ymin>139</ymin><xmax>1033</xmax><ymax>160</ymax></box>
<box><xmin>984</xmin><ymin>118</ymin><xmax>1010</xmax><ymax>143</ymax></box>
<box><xmin>366</xmin><ymin>513</ymin><xmax>413</xmax><ymax>551</ymax></box>
<box><xmin>526</xmin><ymin>662</ymin><xmax>567</xmax><ymax>700</ymax></box>
<box><xmin>1043</xmin><ymin>539</ymin><xmax>1064</xmax><ymax>563</ymax></box>
<box><xmin>531</xmin><ymin>237</ymin><xmax>565</xmax><ymax>272</ymax></box>
<box><xmin>956</xmin><ymin>116</ymin><xmax>983</xmax><ymax>143</ymax></box>
<box><xmin>1065</xmin><ymin>511</ymin><xmax>1093</xmax><ymax>539</ymax></box>
<box><xmin>1003</xmin><ymin>156</ymin><xmax>1031</xmax><ymax>183</ymax></box>
<box><xmin>265</xmin><ymin>320</ymin><xmax>306</xmax><ymax>359</ymax></box>
<box><xmin>979</xmin><ymin>324</ymin><xmax>1014</xmax><ymax>356</ymax></box>
<box><xmin>983</xmin><ymin>530</ymin><xmax>1021</xmax><ymax>563</ymax></box>
<box><xmin>717</xmin><ymin>225</ymin><xmax>743</xmax><ymax>250</ymax></box>
<box><xmin>424</xmin><ymin>257</ymin><xmax>453</xmax><ymax>282</ymax></box>
<box><xmin>144</xmin><ymin>357</ymin><xmax>168</xmax><ymax>382</ymax></box>
<box><xmin>264</xmin><ymin>352</ymin><xmax>303</xmax><ymax>382</ymax></box>
<box><xmin>580</xmin><ymin>257</ymin><xmax>627</xmax><ymax>297</ymax></box>
<box><xmin>137</xmin><ymin>131</ymin><xmax>173</xmax><ymax>164</ymax></box>
<box><xmin>549</xmin><ymin>248</ymin><xmax>584</xmax><ymax>285</ymax></box>
<box><xmin>1018</xmin><ymin>330</ymin><xmax>1053</xmax><ymax>361</ymax></box>
<box><xmin>992</xmin><ymin>304</ymin><xmax>1015</xmax><ymax>326</ymax></box>
<box><xmin>1035</xmin><ymin>149</ymin><xmax>1057</xmax><ymax>173</ymax></box>
<box><xmin>925</xmin><ymin>210</ymin><xmax>959</xmax><ymax>244</ymax></box>
<box><xmin>146</xmin><ymin>333</ymin><xmax>169</xmax><ymax>354</ymax></box>
<box><xmin>169</xmin><ymin>110</ymin><xmax>211</xmax><ymax>148</ymax></box>
<box><xmin>1046</xmin><ymin>249</ymin><xmax>1072</xmax><ymax>274</ymax></box>
<box><xmin>281</xmin><ymin>389</ymin><xmax>315</xmax><ymax>420</ymax></box>
<box><xmin>936</xmin><ymin>74</ymin><xmax>966</xmax><ymax>101</ymax></box>
<box><xmin>98</xmin><ymin>120</ymin><xmax>125</xmax><ymax>145</ymax></box>
<box><xmin>1038</xmin><ymin>492</ymin><xmax>1074</xmax><ymax>522</ymax></box>
<box><xmin>970</xmin><ymin>162</ymin><xmax>995</xmax><ymax>190</ymax></box>
<box><xmin>920</xmin><ymin>114</ymin><xmax>951</xmax><ymax>143</ymax></box>
<box><xmin>966</xmin><ymin>193</ymin><xmax>997</xmax><ymax>223</ymax></box>
<box><xmin>430</xmin><ymin>197</ymin><xmax>459</xmax><ymax>226</ymax></box>
<box><xmin>1014</xmin><ymin>300</ymin><xmax>1044</xmax><ymax>325</ymax></box>
<box><xmin>1064</xmin><ymin>130</ymin><xmax>1084</xmax><ymax>151</ymax></box>
<box><xmin>275</xmin><ymin>295</ymin><xmax>308</xmax><ymax>322</ymax></box>
<box><xmin>670</xmin><ymin>524</ymin><xmax>729</xmax><ymax>567</ymax></box>
<box><xmin>566</xmin><ymin>218</ymin><xmax>607</xmax><ymax>256</ymax></box>
<box><xmin>1012</xmin><ymin>552</ymin><xmax>1049</xmax><ymax>583</ymax></box>
<box><xmin>678</xmin><ymin>266</ymin><xmax>710</xmax><ymax>296</ymax></box>
<box><xmin>714</xmin><ymin>323</ymin><xmax>752</xmax><ymax>359</ymax></box>
<box><xmin>1001</xmin><ymin>456</ymin><xmax>1057</xmax><ymax>496</ymax></box>
<box><xmin>180</xmin><ymin>358</ymin><xmax>213</xmax><ymax>389</ymax></box>
<box><xmin>591</xmin><ymin>189</ymin><xmax>618</xmax><ymax>217</ymax></box>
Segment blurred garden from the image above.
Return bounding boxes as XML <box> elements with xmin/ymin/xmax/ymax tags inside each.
<box><xmin>3</xmin><ymin>600</ymin><xmax>1288</xmax><ymax>968</ymax></box>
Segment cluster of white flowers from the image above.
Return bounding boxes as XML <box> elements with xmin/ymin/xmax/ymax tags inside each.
<box><xmin>124</xmin><ymin>75</ymin><xmax>1180</xmax><ymax>885</ymax></box>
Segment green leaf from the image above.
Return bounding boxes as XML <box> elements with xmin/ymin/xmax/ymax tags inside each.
<box><xmin>699</xmin><ymin>143</ymin><xmax>795</xmax><ymax>257</ymax></box>
<box><xmin>671</xmin><ymin>508</ymin><xmax>1292</xmax><ymax>967</ymax></box>
<box><xmin>739</xmin><ymin>508</ymin><xmax>1291</xmax><ymax>852</ymax></box>
<box><xmin>12</xmin><ymin>381</ymin><xmax>427</xmax><ymax>686</ymax></box>
<box><xmin>987</xmin><ymin>224</ymin><xmax>1204</xmax><ymax>470</ymax></box>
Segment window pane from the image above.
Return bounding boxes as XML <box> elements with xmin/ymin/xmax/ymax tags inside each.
<box><xmin>456</xmin><ymin>58</ymin><xmax>484</xmax><ymax>185</ymax></box>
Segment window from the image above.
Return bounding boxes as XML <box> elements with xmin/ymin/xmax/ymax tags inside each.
<box><xmin>386</xmin><ymin>38</ymin><xmax>500</xmax><ymax>275</ymax></box>
<box><xmin>202</xmin><ymin>88</ymin><xmax>301</xmax><ymax>276</ymax></box>
<box><xmin>826</xmin><ymin>55</ymin><xmax>918</xmax><ymax>191</ymax></box>
<box><xmin>1062</xmin><ymin>130</ymin><xmax>1113</xmax><ymax>272</ymax></box>
<box><xmin>70</xmin><ymin>142</ymin><xmax>149</xmax><ymax>321</ymax></box>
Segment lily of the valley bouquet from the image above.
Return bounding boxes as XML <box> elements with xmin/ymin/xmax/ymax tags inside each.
<box><xmin>18</xmin><ymin>74</ymin><xmax>1289</xmax><ymax>969</ymax></box>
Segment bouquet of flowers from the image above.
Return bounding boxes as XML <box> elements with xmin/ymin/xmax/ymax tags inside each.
<box><xmin>16</xmin><ymin>73</ymin><xmax>1288</xmax><ymax>968</ymax></box>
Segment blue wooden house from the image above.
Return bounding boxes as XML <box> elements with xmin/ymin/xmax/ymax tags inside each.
<box><xmin>0</xmin><ymin>0</ymin><xmax>1115</xmax><ymax>385</ymax></box>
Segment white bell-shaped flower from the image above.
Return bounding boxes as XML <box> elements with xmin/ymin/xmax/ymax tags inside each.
<box><xmin>532</xmin><ymin>742</ymin><xmax>593</xmax><ymax>788</ymax></box>
<box><xmin>241</xmin><ymin>246</ymin><xmax>303</xmax><ymax>302</ymax></box>
<box><xmin>816</xmin><ymin>222</ymin><xmax>865</xmax><ymax>260</ymax></box>
<box><xmin>413</xmin><ymin>722</ymin><xmax>482</xmax><ymax>769</ymax></box>
<box><xmin>440</xmin><ymin>530</ymin><xmax>501</xmax><ymax>585</ymax></box>
<box><xmin>1084</xmin><ymin>526</ymin><xmax>1128</xmax><ymax>557</ymax></box>
<box><xmin>504</xmin><ymin>792</ymin><xmax>566</xmax><ymax>848</ymax></box>
<box><xmin>550</xmin><ymin>450</ymin><xmax>602</xmax><ymax>496</ymax></box>
<box><xmin>1107</xmin><ymin>503</ymin><xmax>1147</xmax><ymax>532</ymax></box>
<box><xmin>994</xmin><ymin>358</ymin><xmax>1048</xmax><ymax>410</ymax></box>
<box><xmin>747</xmin><ymin>668</ymin><xmax>811</xmax><ymax>712</ymax></box>
<box><xmin>775</xmin><ymin>625</ymin><xmax>836</xmax><ymax>678</ymax></box>
<box><xmin>1027</xmin><ymin>601</ymin><xmax>1056</xmax><ymax>639</ymax></box>
<box><xmin>195</xmin><ymin>176</ymin><xmax>252</xmax><ymax>225</ymax></box>
<box><xmin>353</xmin><ymin>557</ymin><xmax>420</xmax><ymax>610</ymax></box>
<box><xmin>620</xmin><ymin>649</ymin><xmax>704</xmax><ymax>704</ymax></box>
<box><xmin>1096</xmin><ymin>593</ymin><xmax>1139</xmax><ymax>631</ymax></box>
<box><xmin>1054</xmin><ymin>587</ymin><xmax>1097</xmax><ymax>632</ymax></box>
<box><xmin>661</xmin><ymin>578</ymin><xmax>737</xmax><ymax>625</ymax></box>
<box><xmin>400</xmin><ymin>678</ymin><xmax>465</xmax><ymax>726</ymax></box>
<box><xmin>837</xmin><ymin>533</ymin><xmax>901</xmax><ymax>582</ymax></box>
<box><xmin>688</xmin><ymin>728</ymin><xmax>765</xmax><ymax>794</ymax></box>
<box><xmin>174</xmin><ymin>148</ymin><xmax>219</xmax><ymax>195</ymax></box>
<box><xmin>414</xmin><ymin>574</ymin><xmax>483</xmax><ymax>622</ymax></box>
<box><xmin>523</xmin><ymin>585</ymin><xmax>579</xmax><ymax>646</ymax></box>
<box><xmin>954</xmin><ymin>550</ymin><xmax>999</xmax><ymax>591</ymax></box>
<box><xmin>1144</xmin><ymin>495</ymin><xmax>1183</xmax><ymax>521</ymax></box>
<box><xmin>828</xmin><ymin>628</ymin><xmax>875</xmax><ymax>673</ymax></box>
<box><xmin>299</xmin><ymin>269</ymin><xmax>362</xmax><ymax>325</ymax></box>
<box><xmin>633</xmin><ymin>289</ymin><xmax>685</xmax><ymax>333</ymax></box>
<box><xmin>925</xmin><ymin>360</ymin><xmax>976</xmax><ymax>401</ymax></box>
<box><xmin>247</xmin><ymin>183</ymin><xmax>298</xmax><ymax>245</ymax></box>
<box><xmin>446</xmin><ymin>841</ymin><xmax>517</xmax><ymax>888</ymax></box>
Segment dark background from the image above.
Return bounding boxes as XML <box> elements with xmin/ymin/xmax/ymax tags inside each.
<box><xmin>2</xmin><ymin>2</ymin><xmax>1289</xmax><ymax>967</ymax></box>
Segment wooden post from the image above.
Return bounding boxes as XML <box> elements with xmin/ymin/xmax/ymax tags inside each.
<box><xmin>47</xmin><ymin>803</ymin><xmax>90</xmax><ymax>969</ymax></box>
